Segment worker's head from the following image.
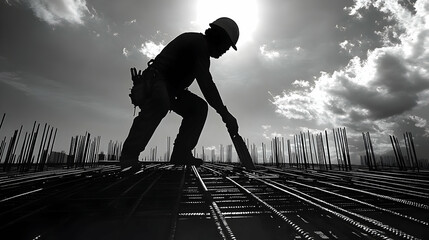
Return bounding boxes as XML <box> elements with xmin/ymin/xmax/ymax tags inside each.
<box><xmin>205</xmin><ymin>17</ymin><xmax>239</xmax><ymax>58</ymax></box>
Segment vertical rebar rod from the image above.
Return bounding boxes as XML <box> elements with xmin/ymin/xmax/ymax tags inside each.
<box><xmin>365</xmin><ymin>132</ymin><xmax>373</xmax><ymax>170</ymax></box>
<box><xmin>275</xmin><ymin>138</ymin><xmax>279</xmax><ymax>166</ymax></box>
<box><xmin>40</xmin><ymin>126</ymin><xmax>53</xmax><ymax>171</ymax></box>
<box><xmin>394</xmin><ymin>136</ymin><xmax>402</xmax><ymax>170</ymax></box>
<box><xmin>3</xmin><ymin>130</ymin><xmax>18</xmax><ymax>171</ymax></box>
<box><xmin>74</xmin><ymin>136</ymin><xmax>79</xmax><ymax>166</ymax></box>
<box><xmin>0</xmin><ymin>138</ymin><xmax>6</xmax><ymax>164</ymax></box>
<box><xmin>11</xmin><ymin>126</ymin><xmax>23</xmax><ymax>165</ymax></box>
<box><xmin>286</xmin><ymin>140</ymin><xmax>290</xmax><ymax>167</ymax></box>
<box><xmin>394</xmin><ymin>136</ymin><xmax>406</xmax><ymax>171</ymax></box>
<box><xmin>315</xmin><ymin>135</ymin><xmax>321</xmax><ymax>167</ymax></box>
<box><xmin>96</xmin><ymin>136</ymin><xmax>101</xmax><ymax>165</ymax></box>
<box><xmin>297</xmin><ymin>134</ymin><xmax>303</xmax><ymax>168</ymax></box>
<box><xmin>90</xmin><ymin>138</ymin><xmax>96</xmax><ymax>166</ymax></box>
<box><xmin>325</xmin><ymin>130</ymin><xmax>332</xmax><ymax>170</ymax></box>
<box><xmin>38</xmin><ymin>125</ymin><xmax>50</xmax><ymax>171</ymax></box>
<box><xmin>22</xmin><ymin>131</ymin><xmax>32</xmax><ymax>171</ymax></box>
<box><xmin>78</xmin><ymin>135</ymin><xmax>85</xmax><ymax>166</ymax></box>
<box><xmin>333</xmin><ymin>129</ymin><xmax>340</xmax><ymax>170</ymax></box>
<box><xmin>263</xmin><ymin>142</ymin><xmax>267</xmax><ymax>165</ymax></box>
<box><xmin>343</xmin><ymin>128</ymin><xmax>352</xmax><ymax>171</ymax></box>
<box><xmin>273</xmin><ymin>139</ymin><xmax>276</xmax><ymax>165</ymax></box>
<box><xmin>367</xmin><ymin>132</ymin><xmax>376</xmax><ymax>171</ymax></box>
<box><xmin>389</xmin><ymin>135</ymin><xmax>401</xmax><ymax>170</ymax></box>
<box><xmin>272</xmin><ymin>138</ymin><xmax>276</xmax><ymax>166</ymax></box>
<box><xmin>307</xmin><ymin>131</ymin><xmax>313</xmax><ymax>167</ymax></box>
<box><xmin>319</xmin><ymin>134</ymin><xmax>327</xmax><ymax>170</ymax></box>
<box><xmin>0</xmin><ymin>137</ymin><xmax>6</xmax><ymax>164</ymax></box>
<box><xmin>334</xmin><ymin>129</ymin><xmax>340</xmax><ymax>170</ymax></box>
<box><xmin>72</xmin><ymin>136</ymin><xmax>78</xmax><ymax>167</ymax></box>
<box><xmin>282</xmin><ymin>137</ymin><xmax>285</xmax><ymax>166</ymax></box>
<box><xmin>17</xmin><ymin>133</ymin><xmax>28</xmax><ymax>167</ymax></box>
<box><xmin>408</xmin><ymin>132</ymin><xmax>419</xmax><ymax>171</ymax></box>
<box><xmin>0</xmin><ymin>113</ymin><xmax>5</xmax><ymax>132</ymax></box>
<box><xmin>36</xmin><ymin>123</ymin><xmax>47</xmax><ymax>166</ymax></box>
<box><xmin>23</xmin><ymin>122</ymin><xmax>36</xmax><ymax>171</ymax></box>
<box><xmin>83</xmin><ymin>132</ymin><xmax>90</xmax><ymax>166</ymax></box>
<box><xmin>294</xmin><ymin>135</ymin><xmax>299</xmax><ymax>169</ymax></box>
<box><xmin>313</xmin><ymin>133</ymin><xmax>323</xmax><ymax>170</ymax></box>
<box><xmin>306</xmin><ymin>131</ymin><xmax>314</xmax><ymax>169</ymax></box>
<box><xmin>49</xmin><ymin>128</ymin><xmax>57</xmax><ymax>163</ymax></box>
<box><xmin>339</xmin><ymin>129</ymin><xmax>348</xmax><ymax>171</ymax></box>
<box><xmin>27</xmin><ymin>123</ymin><xmax>40</xmax><ymax>171</ymax></box>
<box><xmin>363</xmin><ymin>133</ymin><xmax>370</xmax><ymax>170</ymax></box>
<box><xmin>299</xmin><ymin>132</ymin><xmax>309</xmax><ymax>169</ymax></box>
<box><xmin>296</xmin><ymin>135</ymin><xmax>300</xmax><ymax>168</ymax></box>
<box><xmin>277</xmin><ymin>137</ymin><xmax>281</xmax><ymax>166</ymax></box>
<box><xmin>338</xmin><ymin>129</ymin><xmax>347</xmax><ymax>171</ymax></box>
<box><xmin>312</xmin><ymin>134</ymin><xmax>319</xmax><ymax>167</ymax></box>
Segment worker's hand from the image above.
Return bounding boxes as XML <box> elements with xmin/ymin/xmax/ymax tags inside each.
<box><xmin>220</xmin><ymin>107</ymin><xmax>239</xmax><ymax>136</ymax></box>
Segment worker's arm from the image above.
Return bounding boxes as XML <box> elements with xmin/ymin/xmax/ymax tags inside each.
<box><xmin>195</xmin><ymin>61</ymin><xmax>238</xmax><ymax>135</ymax></box>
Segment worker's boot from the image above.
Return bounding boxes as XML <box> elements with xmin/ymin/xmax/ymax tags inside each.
<box><xmin>119</xmin><ymin>155</ymin><xmax>141</xmax><ymax>172</ymax></box>
<box><xmin>170</xmin><ymin>149</ymin><xmax>203</xmax><ymax>166</ymax></box>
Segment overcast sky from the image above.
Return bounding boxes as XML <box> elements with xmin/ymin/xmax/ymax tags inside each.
<box><xmin>1</xmin><ymin>0</ymin><xmax>428</xmax><ymax>163</ymax></box>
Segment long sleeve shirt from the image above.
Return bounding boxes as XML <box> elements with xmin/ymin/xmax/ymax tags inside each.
<box><xmin>153</xmin><ymin>32</ymin><xmax>226</xmax><ymax>114</ymax></box>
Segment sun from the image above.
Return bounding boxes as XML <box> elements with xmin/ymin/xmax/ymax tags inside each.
<box><xmin>194</xmin><ymin>0</ymin><xmax>259</xmax><ymax>46</ymax></box>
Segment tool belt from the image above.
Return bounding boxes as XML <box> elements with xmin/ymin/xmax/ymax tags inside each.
<box><xmin>129</xmin><ymin>60</ymin><xmax>159</xmax><ymax>109</ymax></box>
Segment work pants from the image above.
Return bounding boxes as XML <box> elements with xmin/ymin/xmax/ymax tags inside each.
<box><xmin>121</xmin><ymin>76</ymin><xmax>208</xmax><ymax>160</ymax></box>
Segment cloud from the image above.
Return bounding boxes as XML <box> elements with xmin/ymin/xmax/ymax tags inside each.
<box><xmin>339</xmin><ymin>40</ymin><xmax>355</xmax><ymax>53</ymax></box>
<box><xmin>292</xmin><ymin>80</ymin><xmax>310</xmax><ymax>88</ymax></box>
<box><xmin>261</xmin><ymin>124</ymin><xmax>283</xmax><ymax>139</ymax></box>
<box><xmin>125</xmin><ymin>19</ymin><xmax>136</xmax><ymax>25</ymax></box>
<box><xmin>122</xmin><ymin>47</ymin><xmax>130</xmax><ymax>57</ymax></box>
<box><xmin>0</xmin><ymin>72</ymin><xmax>30</xmax><ymax>93</ymax></box>
<box><xmin>139</xmin><ymin>40</ymin><xmax>165</xmax><ymax>59</ymax></box>
<box><xmin>271</xmin><ymin>89</ymin><xmax>316</xmax><ymax>121</ymax></box>
<box><xmin>259</xmin><ymin>44</ymin><xmax>280</xmax><ymax>59</ymax></box>
<box><xmin>271</xmin><ymin>0</ymin><xmax>429</xmax><ymax>135</ymax></box>
<box><xmin>26</xmin><ymin>0</ymin><xmax>90</xmax><ymax>25</ymax></box>
<box><xmin>409</xmin><ymin>115</ymin><xmax>427</xmax><ymax>128</ymax></box>
<box><xmin>262</xmin><ymin>125</ymin><xmax>271</xmax><ymax>130</ymax></box>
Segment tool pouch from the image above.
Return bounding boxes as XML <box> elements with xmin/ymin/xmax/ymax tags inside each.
<box><xmin>129</xmin><ymin>60</ymin><xmax>157</xmax><ymax>109</ymax></box>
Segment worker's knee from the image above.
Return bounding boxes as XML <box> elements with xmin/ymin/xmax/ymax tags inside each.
<box><xmin>141</xmin><ymin>96</ymin><xmax>170</xmax><ymax>120</ymax></box>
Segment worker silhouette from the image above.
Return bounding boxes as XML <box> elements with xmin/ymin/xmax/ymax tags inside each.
<box><xmin>121</xmin><ymin>17</ymin><xmax>240</xmax><ymax>170</ymax></box>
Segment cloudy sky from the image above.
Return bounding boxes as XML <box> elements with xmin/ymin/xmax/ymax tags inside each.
<box><xmin>1</xmin><ymin>0</ymin><xmax>429</xmax><ymax>163</ymax></box>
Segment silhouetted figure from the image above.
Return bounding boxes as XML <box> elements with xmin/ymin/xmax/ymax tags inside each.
<box><xmin>121</xmin><ymin>17</ymin><xmax>240</xmax><ymax>170</ymax></box>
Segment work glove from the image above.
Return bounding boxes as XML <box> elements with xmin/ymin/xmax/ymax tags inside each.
<box><xmin>218</xmin><ymin>106</ymin><xmax>239</xmax><ymax>136</ymax></box>
<box><xmin>131</xmin><ymin>67</ymin><xmax>144</xmax><ymax>84</ymax></box>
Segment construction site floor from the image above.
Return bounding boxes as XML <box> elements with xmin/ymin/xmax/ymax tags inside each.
<box><xmin>1</xmin><ymin>163</ymin><xmax>428</xmax><ymax>240</ymax></box>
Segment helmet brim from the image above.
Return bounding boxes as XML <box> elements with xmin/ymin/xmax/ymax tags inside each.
<box><xmin>209</xmin><ymin>22</ymin><xmax>238</xmax><ymax>51</ymax></box>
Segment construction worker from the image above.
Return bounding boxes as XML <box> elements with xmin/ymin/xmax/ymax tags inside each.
<box><xmin>121</xmin><ymin>17</ymin><xmax>240</xmax><ymax>170</ymax></box>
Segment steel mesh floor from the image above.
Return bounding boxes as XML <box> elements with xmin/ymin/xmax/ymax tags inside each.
<box><xmin>1</xmin><ymin>163</ymin><xmax>428</xmax><ymax>240</ymax></box>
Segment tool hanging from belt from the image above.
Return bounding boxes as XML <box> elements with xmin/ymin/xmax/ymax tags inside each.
<box><xmin>129</xmin><ymin>59</ymin><xmax>158</xmax><ymax>115</ymax></box>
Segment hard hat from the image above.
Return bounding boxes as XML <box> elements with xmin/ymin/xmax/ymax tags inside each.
<box><xmin>209</xmin><ymin>17</ymin><xmax>239</xmax><ymax>50</ymax></box>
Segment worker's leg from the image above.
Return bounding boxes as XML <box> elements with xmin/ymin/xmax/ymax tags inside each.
<box><xmin>170</xmin><ymin>90</ymin><xmax>208</xmax><ymax>163</ymax></box>
<box><xmin>121</xmin><ymin>79</ymin><xmax>170</xmax><ymax>167</ymax></box>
